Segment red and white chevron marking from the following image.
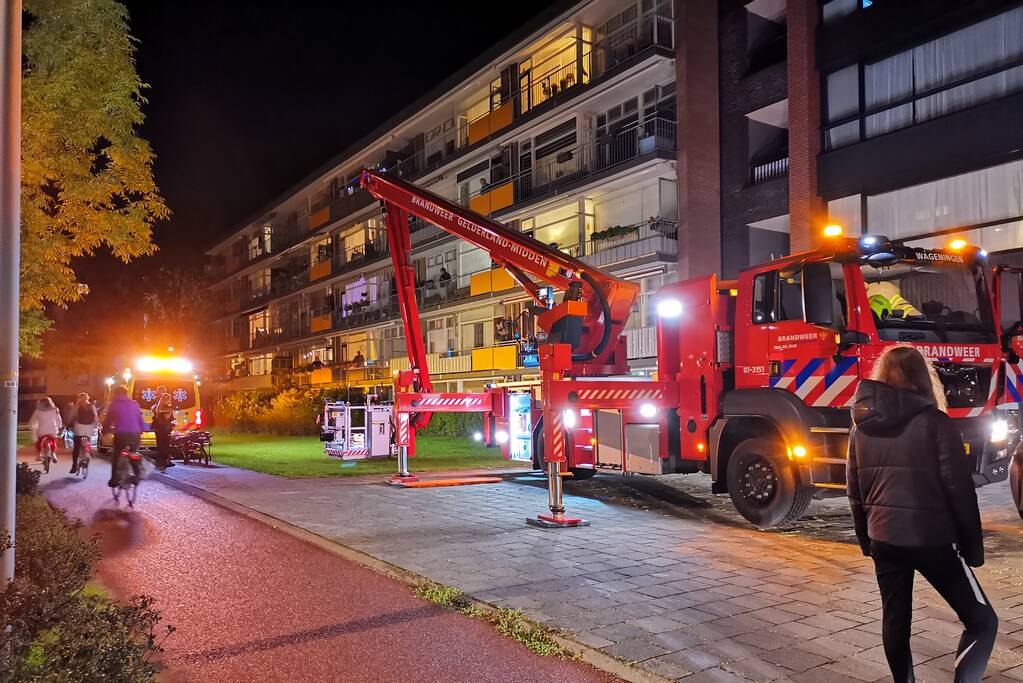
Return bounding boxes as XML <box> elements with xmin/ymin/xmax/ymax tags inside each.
<box><xmin>418</xmin><ymin>396</ymin><xmax>484</xmax><ymax>407</ymax></box>
<box><xmin>574</xmin><ymin>388</ymin><xmax>663</xmax><ymax>401</ymax></box>
<box><xmin>397</xmin><ymin>412</ymin><xmax>410</xmax><ymax>447</ymax></box>
<box><xmin>549</xmin><ymin>411</ymin><xmax>565</xmax><ymax>462</ymax></box>
<box><xmin>326</xmin><ymin>448</ymin><xmax>369</xmax><ymax>459</ymax></box>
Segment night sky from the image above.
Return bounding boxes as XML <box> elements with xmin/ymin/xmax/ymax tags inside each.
<box><xmin>120</xmin><ymin>0</ymin><xmax>554</xmax><ymax>262</ymax></box>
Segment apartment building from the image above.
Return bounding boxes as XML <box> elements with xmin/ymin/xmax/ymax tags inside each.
<box><xmin>206</xmin><ymin>0</ymin><xmax>680</xmax><ymax>397</ymax></box>
<box><xmin>721</xmin><ymin>0</ymin><xmax>1023</xmax><ymax>273</ymax></box>
<box><xmin>206</xmin><ymin>0</ymin><xmax>1023</xmax><ymax>397</ymax></box>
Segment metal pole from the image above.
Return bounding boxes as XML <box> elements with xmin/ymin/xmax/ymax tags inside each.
<box><xmin>397</xmin><ymin>445</ymin><xmax>409</xmax><ymax>478</ymax></box>
<box><xmin>547</xmin><ymin>460</ymin><xmax>564</xmax><ymax>519</ymax></box>
<box><xmin>0</xmin><ymin>0</ymin><xmax>21</xmax><ymax>584</ymax></box>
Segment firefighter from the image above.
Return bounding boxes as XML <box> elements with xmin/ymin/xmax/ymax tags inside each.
<box><xmin>866</xmin><ymin>280</ymin><xmax>921</xmax><ymax>319</ymax></box>
<box><xmin>848</xmin><ymin>346</ymin><xmax>996</xmax><ymax>683</ymax></box>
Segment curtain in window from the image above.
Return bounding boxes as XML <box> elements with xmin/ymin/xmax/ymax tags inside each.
<box><xmin>864</xmin><ymin>51</ymin><xmax>914</xmax><ymax>137</ymax></box>
<box><xmin>914</xmin><ymin>7</ymin><xmax>1023</xmax><ymax>120</ymax></box>
<box><xmin>867</xmin><ymin>159</ymin><xmax>1023</xmax><ymax>239</ymax></box>
<box><xmin>827</xmin><ymin>195</ymin><xmax>863</xmax><ymax>232</ymax></box>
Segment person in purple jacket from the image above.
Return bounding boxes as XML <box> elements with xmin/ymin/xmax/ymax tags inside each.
<box><xmin>102</xmin><ymin>385</ymin><xmax>147</xmax><ymax>486</ymax></box>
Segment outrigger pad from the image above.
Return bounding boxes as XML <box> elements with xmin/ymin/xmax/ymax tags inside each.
<box><xmin>391</xmin><ymin>476</ymin><xmax>502</xmax><ymax>488</ymax></box>
<box><xmin>527</xmin><ymin>514</ymin><xmax>590</xmax><ymax>529</ymax></box>
<box><xmin>386</xmin><ymin>474</ymin><xmax>420</xmax><ymax>486</ymax></box>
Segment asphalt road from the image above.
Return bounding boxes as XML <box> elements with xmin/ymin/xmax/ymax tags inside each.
<box><xmin>37</xmin><ymin>456</ymin><xmax>616</xmax><ymax>683</ymax></box>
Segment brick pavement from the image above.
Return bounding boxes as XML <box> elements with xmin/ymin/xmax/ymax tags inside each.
<box><xmin>159</xmin><ymin>464</ymin><xmax>1023</xmax><ymax>682</ymax></box>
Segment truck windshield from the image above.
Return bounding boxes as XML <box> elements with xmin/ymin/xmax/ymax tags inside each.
<box><xmin>861</xmin><ymin>262</ymin><xmax>996</xmax><ymax>343</ymax></box>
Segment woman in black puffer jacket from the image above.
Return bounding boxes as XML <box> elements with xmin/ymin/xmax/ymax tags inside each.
<box><xmin>848</xmin><ymin>346</ymin><xmax>997</xmax><ymax>683</ymax></box>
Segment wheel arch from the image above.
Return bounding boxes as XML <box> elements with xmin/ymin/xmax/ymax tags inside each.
<box><xmin>711</xmin><ymin>388</ymin><xmax>826</xmax><ymax>491</ymax></box>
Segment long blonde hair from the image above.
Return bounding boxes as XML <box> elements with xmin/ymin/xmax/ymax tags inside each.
<box><xmin>870</xmin><ymin>345</ymin><xmax>947</xmax><ymax>412</ymax></box>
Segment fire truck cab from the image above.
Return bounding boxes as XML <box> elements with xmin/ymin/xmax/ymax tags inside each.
<box><xmin>658</xmin><ymin>234</ymin><xmax>1016</xmax><ymax>526</ymax></box>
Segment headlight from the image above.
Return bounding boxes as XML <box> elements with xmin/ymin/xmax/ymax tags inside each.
<box><xmin>656</xmin><ymin>299</ymin><xmax>683</xmax><ymax>318</ymax></box>
<box><xmin>495</xmin><ymin>430</ymin><xmax>509</xmax><ymax>444</ymax></box>
<box><xmin>991</xmin><ymin>419</ymin><xmax>1009</xmax><ymax>444</ymax></box>
<box><xmin>472</xmin><ymin>431</ymin><xmax>483</xmax><ymax>442</ymax></box>
<box><xmin>562</xmin><ymin>409</ymin><xmax>577</xmax><ymax>430</ymax></box>
<box><xmin>639</xmin><ymin>403</ymin><xmax>657</xmax><ymax>419</ymax></box>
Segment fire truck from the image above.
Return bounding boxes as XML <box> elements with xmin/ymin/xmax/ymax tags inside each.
<box><xmin>360</xmin><ymin>168</ymin><xmax>1019</xmax><ymax>528</ymax></box>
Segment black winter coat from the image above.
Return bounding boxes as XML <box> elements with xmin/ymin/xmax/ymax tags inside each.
<box><xmin>847</xmin><ymin>379</ymin><xmax>984</xmax><ymax>566</ymax></box>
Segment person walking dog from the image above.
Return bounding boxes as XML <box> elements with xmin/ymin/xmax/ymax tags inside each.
<box><xmin>848</xmin><ymin>346</ymin><xmax>997</xmax><ymax>682</ymax></box>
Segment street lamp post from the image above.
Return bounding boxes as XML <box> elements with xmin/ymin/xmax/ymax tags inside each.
<box><xmin>0</xmin><ymin>0</ymin><xmax>22</xmax><ymax>584</ymax></box>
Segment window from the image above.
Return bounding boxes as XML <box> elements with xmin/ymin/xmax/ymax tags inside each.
<box><xmin>823</xmin><ymin>7</ymin><xmax>1023</xmax><ymax>149</ymax></box>
<box><xmin>750</xmin><ymin>269</ymin><xmax>804</xmax><ymax>322</ymax></box>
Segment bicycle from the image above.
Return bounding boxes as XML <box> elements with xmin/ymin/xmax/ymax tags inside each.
<box><xmin>77</xmin><ymin>437</ymin><xmax>92</xmax><ymax>480</ymax></box>
<box><xmin>110</xmin><ymin>448</ymin><xmax>140</xmax><ymax>507</ymax></box>
<box><xmin>39</xmin><ymin>435</ymin><xmax>58</xmax><ymax>474</ymax></box>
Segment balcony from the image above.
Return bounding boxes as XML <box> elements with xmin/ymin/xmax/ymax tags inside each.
<box><xmin>391</xmin><ymin>10</ymin><xmax>674</xmax><ymax>184</ymax></box>
<box><xmin>389</xmin><ymin>343</ymin><xmax>522</xmax><ymax>376</ymax></box>
<box><xmin>581</xmin><ymin>219</ymin><xmax>678</xmax><ymax>269</ymax></box>
<box><xmin>457</xmin><ymin>115</ymin><xmax>676</xmax><ymax>220</ymax></box>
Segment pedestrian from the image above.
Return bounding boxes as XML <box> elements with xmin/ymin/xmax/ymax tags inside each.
<box><xmin>27</xmin><ymin>397</ymin><xmax>63</xmax><ymax>461</ymax></box>
<box><xmin>848</xmin><ymin>346</ymin><xmax>997</xmax><ymax>683</ymax></box>
<box><xmin>102</xmin><ymin>385</ymin><xmax>147</xmax><ymax>486</ymax></box>
<box><xmin>68</xmin><ymin>392</ymin><xmax>98</xmax><ymax>474</ymax></box>
<box><xmin>151</xmin><ymin>392</ymin><xmax>175</xmax><ymax>471</ymax></box>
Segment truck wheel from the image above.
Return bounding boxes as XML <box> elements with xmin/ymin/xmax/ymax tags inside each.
<box><xmin>570</xmin><ymin>467</ymin><xmax>596</xmax><ymax>480</ymax></box>
<box><xmin>726</xmin><ymin>438</ymin><xmax>813</xmax><ymax>528</ymax></box>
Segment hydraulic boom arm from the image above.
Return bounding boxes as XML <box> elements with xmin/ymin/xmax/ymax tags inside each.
<box><xmin>360</xmin><ymin>169</ymin><xmax>639</xmax><ymax>368</ymax></box>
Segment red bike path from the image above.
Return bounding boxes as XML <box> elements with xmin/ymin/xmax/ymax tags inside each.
<box><xmin>34</xmin><ymin>454</ymin><xmax>615</xmax><ymax>683</ymax></box>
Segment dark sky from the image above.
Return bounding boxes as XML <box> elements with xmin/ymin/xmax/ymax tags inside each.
<box><xmin>120</xmin><ymin>0</ymin><xmax>554</xmax><ymax>263</ymax></box>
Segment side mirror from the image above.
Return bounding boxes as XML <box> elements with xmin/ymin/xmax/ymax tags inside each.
<box><xmin>802</xmin><ymin>261</ymin><xmax>834</xmax><ymax>327</ymax></box>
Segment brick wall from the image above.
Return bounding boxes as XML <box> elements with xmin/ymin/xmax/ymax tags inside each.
<box><xmin>675</xmin><ymin>0</ymin><xmax>722</xmax><ymax>279</ymax></box>
<box><xmin>786</xmin><ymin>0</ymin><xmax>825</xmax><ymax>252</ymax></box>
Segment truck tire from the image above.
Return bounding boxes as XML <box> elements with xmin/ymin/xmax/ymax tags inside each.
<box><xmin>726</xmin><ymin>438</ymin><xmax>813</xmax><ymax>528</ymax></box>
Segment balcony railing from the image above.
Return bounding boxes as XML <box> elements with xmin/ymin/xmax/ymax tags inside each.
<box><xmin>506</xmin><ymin>115</ymin><xmax>676</xmax><ymax>209</ymax></box>
<box><xmin>391</xmin><ymin>10</ymin><xmax>674</xmax><ymax>183</ymax></box>
<box><xmin>581</xmin><ymin>219</ymin><xmax>678</xmax><ymax>268</ymax></box>
<box><xmin>751</xmin><ymin>156</ymin><xmax>789</xmax><ymax>184</ymax></box>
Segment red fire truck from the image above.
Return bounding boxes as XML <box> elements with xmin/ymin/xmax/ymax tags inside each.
<box><xmin>360</xmin><ymin>168</ymin><xmax>1019</xmax><ymax>528</ymax></box>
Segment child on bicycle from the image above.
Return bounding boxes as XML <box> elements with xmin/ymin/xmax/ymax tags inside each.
<box><xmin>102</xmin><ymin>385</ymin><xmax>147</xmax><ymax>486</ymax></box>
<box><xmin>68</xmin><ymin>392</ymin><xmax>98</xmax><ymax>474</ymax></box>
<box><xmin>27</xmin><ymin>397</ymin><xmax>63</xmax><ymax>461</ymax></box>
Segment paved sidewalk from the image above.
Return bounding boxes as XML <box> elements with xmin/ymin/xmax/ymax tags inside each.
<box><xmin>155</xmin><ymin>461</ymin><xmax>1023</xmax><ymax>682</ymax></box>
<box><xmin>36</xmin><ymin>456</ymin><xmax>615</xmax><ymax>683</ymax></box>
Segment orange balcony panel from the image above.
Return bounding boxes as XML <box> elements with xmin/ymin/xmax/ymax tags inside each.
<box><xmin>488</xmin><ymin>181</ymin><xmax>514</xmax><ymax>213</ymax></box>
<box><xmin>467</xmin><ymin>112</ymin><xmax>491</xmax><ymax>146</ymax></box>
<box><xmin>469</xmin><ymin>270</ymin><xmax>492</xmax><ymax>296</ymax></box>
<box><xmin>308</xmin><ymin>207</ymin><xmax>329</xmax><ymax>230</ymax></box>
<box><xmin>310</xmin><ymin>313</ymin><xmax>333</xmax><ymax>333</ymax></box>
<box><xmin>491</xmin><ymin>268</ymin><xmax>515</xmax><ymax>292</ymax></box>
<box><xmin>310</xmin><ymin>367</ymin><xmax>333</xmax><ymax>384</ymax></box>
<box><xmin>490</xmin><ymin>102</ymin><xmax>513</xmax><ymax>134</ymax></box>
<box><xmin>469</xmin><ymin>193</ymin><xmax>491</xmax><ymax>215</ymax></box>
<box><xmin>310</xmin><ymin>260</ymin><xmax>332</xmax><ymax>281</ymax></box>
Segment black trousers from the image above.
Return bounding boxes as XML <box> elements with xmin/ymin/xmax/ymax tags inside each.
<box><xmin>110</xmin><ymin>432</ymin><xmax>142</xmax><ymax>484</ymax></box>
<box><xmin>871</xmin><ymin>540</ymin><xmax>997</xmax><ymax>683</ymax></box>
<box><xmin>154</xmin><ymin>428</ymin><xmax>171</xmax><ymax>468</ymax></box>
<box><xmin>71</xmin><ymin>435</ymin><xmax>89</xmax><ymax>470</ymax></box>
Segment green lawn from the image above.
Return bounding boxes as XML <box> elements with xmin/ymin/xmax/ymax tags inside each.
<box><xmin>209</xmin><ymin>430</ymin><xmax>519</xmax><ymax>478</ymax></box>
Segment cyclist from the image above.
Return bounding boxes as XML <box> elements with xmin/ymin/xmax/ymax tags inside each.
<box><xmin>102</xmin><ymin>385</ymin><xmax>147</xmax><ymax>486</ymax></box>
<box><xmin>27</xmin><ymin>397</ymin><xmax>63</xmax><ymax>462</ymax></box>
<box><xmin>68</xmin><ymin>392</ymin><xmax>98</xmax><ymax>474</ymax></box>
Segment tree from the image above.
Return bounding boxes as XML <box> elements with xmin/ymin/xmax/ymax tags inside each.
<box><xmin>20</xmin><ymin>0</ymin><xmax>169</xmax><ymax>356</ymax></box>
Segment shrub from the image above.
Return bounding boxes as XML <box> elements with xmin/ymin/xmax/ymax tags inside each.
<box><xmin>0</xmin><ymin>495</ymin><xmax>170</xmax><ymax>682</ymax></box>
<box><xmin>253</xmin><ymin>388</ymin><xmax>321</xmax><ymax>436</ymax></box>
<box><xmin>417</xmin><ymin>411</ymin><xmax>483</xmax><ymax>437</ymax></box>
<box><xmin>216</xmin><ymin>390</ymin><xmax>273</xmax><ymax>433</ymax></box>
<box><xmin>16</xmin><ymin>462</ymin><xmax>40</xmax><ymax>496</ymax></box>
